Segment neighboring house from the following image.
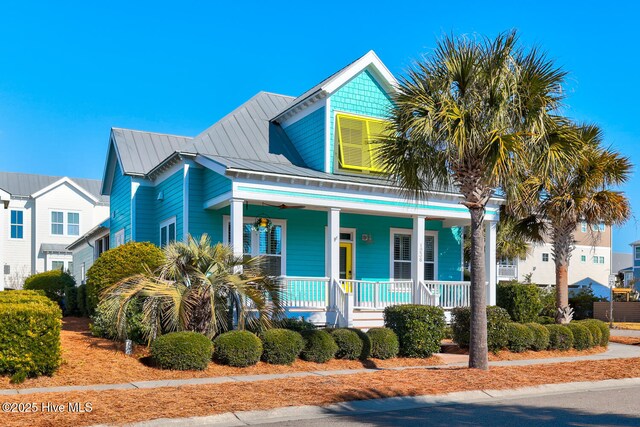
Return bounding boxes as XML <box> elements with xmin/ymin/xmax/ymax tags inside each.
<box><xmin>66</xmin><ymin>219</ymin><xmax>110</xmax><ymax>285</ymax></box>
<box><xmin>0</xmin><ymin>172</ymin><xmax>109</xmax><ymax>290</ymax></box>
<box><xmin>100</xmin><ymin>51</ymin><xmax>503</xmax><ymax>327</ymax></box>
<box><xmin>613</xmin><ymin>252</ymin><xmax>633</xmax><ymax>288</ymax></box>
<box><xmin>627</xmin><ymin>240</ymin><xmax>640</xmax><ymax>291</ymax></box>
<box><xmin>497</xmin><ymin>222</ymin><xmax>612</xmax><ymax>298</ymax></box>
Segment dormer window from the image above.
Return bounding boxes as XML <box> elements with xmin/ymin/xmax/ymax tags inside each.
<box><xmin>635</xmin><ymin>245</ymin><xmax>640</xmax><ymax>260</ymax></box>
<box><xmin>336</xmin><ymin>114</ymin><xmax>388</xmax><ymax>173</ymax></box>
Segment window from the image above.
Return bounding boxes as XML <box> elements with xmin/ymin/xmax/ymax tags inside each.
<box><xmin>542</xmin><ymin>253</ymin><xmax>549</xmax><ymax>262</ymax></box>
<box><xmin>224</xmin><ymin>218</ymin><xmax>286</xmax><ymax>276</ymax></box>
<box><xmin>599</xmin><ymin>222</ymin><xmax>606</xmax><ymax>232</ymax></box>
<box><xmin>114</xmin><ymin>229</ymin><xmax>125</xmax><ymax>247</ymax></box>
<box><xmin>160</xmin><ymin>217</ymin><xmax>177</xmax><ymax>247</ymax></box>
<box><xmin>592</xmin><ymin>256</ymin><xmax>605</xmax><ymax>264</ymax></box>
<box><xmin>393</xmin><ymin>234</ymin><xmax>412</xmax><ymax>279</ymax></box>
<box><xmin>81</xmin><ymin>262</ymin><xmax>86</xmax><ymax>283</ymax></box>
<box><xmin>580</xmin><ymin>222</ymin><xmax>587</xmax><ymax>233</ymax></box>
<box><xmin>336</xmin><ymin>113</ymin><xmax>388</xmax><ymax>173</ymax></box>
<box><xmin>51</xmin><ymin>211</ymin><xmax>64</xmax><ymax>235</ymax></box>
<box><xmin>591</xmin><ymin>224</ymin><xmax>599</xmax><ymax>232</ymax></box>
<box><xmin>580</xmin><ymin>255</ymin><xmax>586</xmax><ymax>263</ymax></box>
<box><xmin>67</xmin><ymin>213</ymin><xmax>79</xmax><ymax>236</ymax></box>
<box><xmin>51</xmin><ymin>261</ymin><xmax>64</xmax><ymax>271</ymax></box>
<box><xmin>68</xmin><ymin>261</ymin><xmax>73</xmax><ymax>273</ymax></box>
<box><xmin>600</xmin><ymin>256</ymin><xmax>605</xmax><ymax>264</ymax></box>
<box><xmin>95</xmin><ymin>235</ymin><xmax>110</xmax><ymax>258</ymax></box>
<box><xmin>424</xmin><ymin>234</ymin><xmax>436</xmax><ymax>281</ymax></box>
<box><xmin>635</xmin><ymin>246</ymin><xmax>640</xmax><ymax>260</ymax></box>
<box><xmin>10</xmin><ymin>210</ymin><xmax>23</xmax><ymax>239</ymax></box>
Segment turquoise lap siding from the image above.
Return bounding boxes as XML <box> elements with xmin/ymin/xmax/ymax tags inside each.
<box><xmin>189</xmin><ymin>167</ymin><xmax>224</xmax><ymax>243</ymax></box>
<box><xmin>203</xmin><ymin>168</ymin><xmax>231</xmax><ymax>201</ymax></box>
<box><xmin>110</xmin><ymin>162</ymin><xmax>131</xmax><ymax>247</ymax></box>
<box><xmin>282</xmin><ymin>107</ymin><xmax>325</xmax><ymax>171</ymax></box>
<box><xmin>328</xmin><ymin>69</ymin><xmax>394</xmax><ymax>172</ymax></box>
<box><xmin>134</xmin><ymin>185</ymin><xmax>156</xmax><ymax>243</ymax></box>
<box><xmin>154</xmin><ymin>169</ymin><xmax>183</xmax><ymax>245</ymax></box>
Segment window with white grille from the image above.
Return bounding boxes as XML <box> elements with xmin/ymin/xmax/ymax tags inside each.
<box><xmin>225</xmin><ymin>217</ymin><xmax>286</xmax><ymax>276</ymax></box>
<box><xmin>424</xmin><ymin>235</ymin><xmax>435</xmax><ymax>280</ymax></box>
<box><xmin>393</xmin><ymin>234</ymin><xmax>412</xmax><ymax>280</ymax></box>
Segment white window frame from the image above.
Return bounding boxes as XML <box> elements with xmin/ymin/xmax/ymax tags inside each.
<box><xmin>47</xmin><ymin>257</ymin><xmax>72</xmax><ymax>272</ymax></box>
<box><xmin>542</xmin><ymin>253</ymin><xmax>549</xmax><ymax>262</ymax></box>
<box><xmin>223</xmin><ymin>216</ymin><xmax>287</xmax><ymax>276</ymax></box>
<box><xmin>635</xmin><ymin>246</ymin><xmax>640</xmax><ymax>261</ymax></box>
<box><xmin>580</xmin><ymin>222</ymin><xmax>587</xmax><ymax>233</ymax></box>
<box><xmin>159</xmin><ymin>216</ymin><xmax>177</xmax><ymax>247</ymax></box>
<box><xmin>114</xmin><ymin>229</ymin><xmax>125</xmax><ymax>247</ymax></box>
<box><xmin>580</xmin><ymin>255</ymin><xmax>586</xmax><ymax>263</ymax></box>
<box><xmin>9</xmin><ymin>209</ymin><xmax>24</xmax><ymax>240</ymax></box>
<box><xmin>389</xmin><ymin>228</ymin><xmax>439</xmax><ymax>281</ymax></box>
<box><xmin>81</xmin><ymin>262</ymin><xmax>86</xmax><ymax>284</ymax></box>
<box><xmin>599</xmin><ymin>222</ymin><xmax>606</xmax><ymax>232</ymax></box>
<box><xmin>49</xmin><ymin>209</ymin><xmax>81</xmax><ymax>237</ymax></box>
<box><xmin>67</xmin><ymin>212</ymin><xmax>80</xmax><ymax>236</ymax></box>
<box><xmin>424</xmin><ymin>230</ymin><xmax>438</xmax><ymax>281</ymax></box>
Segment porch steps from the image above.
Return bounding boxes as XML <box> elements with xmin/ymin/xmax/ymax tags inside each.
<box><xmin>351</xmin><ymin>309</ymin><xmax>385</xmax><ymax>330</ymax></box>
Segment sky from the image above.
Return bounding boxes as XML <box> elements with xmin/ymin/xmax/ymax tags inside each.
<box><xmin>0</xmin><ymin>1</ymin><xmax>639</xmax><ymax>253</ymax></box>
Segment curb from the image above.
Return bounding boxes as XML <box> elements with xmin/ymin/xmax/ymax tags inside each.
<box><xmin>127</xmin><ymin>377</ymin><xmax>640</xmax><ymax>426</ymax></box>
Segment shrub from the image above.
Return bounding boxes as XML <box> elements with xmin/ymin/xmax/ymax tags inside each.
<box><xmin>384</xmin><ymin>305</ymin><xmax>445</xmax><ymax>358</ymax></box>
<box><xmin>63</xmin><ymin>283</ymin><xmax>78</xmax><ymax>316</ymax></box>
<box><xmin>451</xmin><ymin>306</ymin><xmax>511</xmax><ymax>352</ymax></box>
<box><xmin>24</xmin><ymin>270</ymin><xmax>75</xmax><ymax>309</ymax></box>
<box><xmin>274</xmin><ymin>318</ymin><xmax>317</xmax><ymax>332</ymax></box>
<box><xmin>0</xmin><ymin>291</ymin><xmax>62</xmax><ymax>383</ymax></box>
<box><xmin>77</xmin><ymin>284</ymin><xmax>88</xmax><ymax>317</ymax></box>
<box><xmin>525</xmin><ymin>322</ymin><xmax>550</xmax><ymax>351</ymax></box>
<box><xmin>300</xmin><ymin>330</ymin><xmax>338</xmax><ymax>363</ymax></box>
<box><xmin>367</xmin><ymin>328</ymin><xmax>399</xmax><ymax>359</ymax></box>
<box><xmin>566</xmin><ymin>323</ymin><xmax>593</xmax><ymax>350</ymax></box>
<box><xmin>260</xmin><ymin>329</ymin><xmax>304</xmax><ymax>365</ymax></box>
<box><xmin>578</xmin><ymin>320</ymin><xmax>602</xmax><ymax>347</ymax></box>
<box><xmin>348</xmin><ymin>328</ymin><xmax>371</xmax><ymax>360</ymax></box>
<box><xmin>86</xmin><ymin>241</ymin><xmax>164</xmax><ymax>313</ymax></box>
<box><xmin>537</xmin><ymin>316</ymin><xmax>555</xmax><ymax>324</ymax></box>
<box><xmin>329</xmin><ymin>329</ymin><xmax>363</xmax><ymax>360</ymax></box>
<box><xmin>569</xmin><ymin>286</ymin><xmax>605</xmax><ymax>320</ymax></box>
<box><xmin>151</xmin><ymin>332</ymin><xmax>213</xmax><ymax>370</ymax></box>
<box><xmin>213</xmin><ymin>331</ymin><xmax>262</xmax><ymax>367</ymax></box>
<box><xmin>539</xmin><ymin>287</ymin><xmax>557</xmax><ymax>318</ymax></box>
<box><xmin>497</xmin><ymin>281</ymin><xmax>543</xmax><ymax>323</ymax></box>
<box><xmin>580</xmin><ymin>319</ymin><xmax>609</xmax><ymax>346</ymax></box>
<box><xmin>545</xmin><ymin>324</ymin><xmax>574</xmax><ymax>350</ymax></box>
<box><xmin>505</xmin><ymin>323</ymin><xmax>534</xmax><ymax>353</ymax></box>
<box><xmin>89</xmin><ymin>299</ymin><xmax>148</xmax><ymax>344</ymax></box>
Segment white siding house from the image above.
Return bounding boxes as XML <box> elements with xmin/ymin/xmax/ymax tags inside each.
<box><xmin>0</xmin><ymin>172</ymin><xmax>109</xmax><ymax>290</ymax></box>
<box><xmin>66</xmin><ymin>219</ymin><xmax>110</xmax><ymax>285</ymax></box>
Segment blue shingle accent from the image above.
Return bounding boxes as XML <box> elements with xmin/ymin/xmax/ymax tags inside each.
<box><xmin>110</xmin><ymin>162</ymin><xmax>131</xmax><ymax>247</ymax></box>
<box><xmin>282</xmin><ymin>107</ymin><xmax>325</xmax><ymax>171</ymax></box>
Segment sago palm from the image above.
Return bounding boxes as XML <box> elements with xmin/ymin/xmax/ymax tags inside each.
<box><xmin>513</xmin><ymin>123</ymin><xmax>631</xmax><ymax>322</ymax></box>
<box><xmin>101</xmin><ymin>234</ymin><xmax>283</xmax><ymax>341</ymax></box>
<box><xmin>377</xmin><ymin>31</ymin><xmax>573</xmax><ymax>369</ymax></box>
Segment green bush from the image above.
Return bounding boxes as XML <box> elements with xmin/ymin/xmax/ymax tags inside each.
<box><xmin>384</xmin><ymin>305</ymin><xmax>445</xmax><ymax>358</ymax></box>
<box><xmin>86</xmin><ymin>241</ymin><xmax>164</xmax><ymax>313</ymax></box>
<box><xmin>578</xmin><ymin>320</ymin><xmax>602</xmax><ymax>347</ymax></box>
<box><xmin>569</xmin><ymin>286</ymin><xmax>605</xmax><ymax>320</ymax></box>
<box><xmin>77</xmin><ymin>284</ymin><xmax>88</xmax><ymax>317</ymax></box>
<box><xmin>214</xmin><ymin>331</ymin><xmax>263</xmax><ymax>367</ymax></box>
<box><xmin>260</xmin><ymin>329</ymin><xmax>304</xmax><ymax>365</ymax></box>
<box><xmin>497</xmin><ymin>281</ymin><xmax>543</xmax><ymax>323</ymax></box>
<box><xmin>151</xmin><ymin>332</ymin><xmax>213</xmax><ymax>370</ymax></box>
<box><xmin>539</xmin><ymin>287</ymin><xmax>557</xmax><ymax>318</ymax></box>
<box><xmin>274</xmin><ymin>318</ymin><xmax>317</xmax><ymax>332</ymax></box>
<box><xmin>367</xmin><ymin>328</ymin><xmax>399</xmax><ymax>359</ymax></box>
<box><xmin>579</xmin><ymin>319</ymin><xmax>609</xmax><ymax>346</ymax></box>
<box><xmin>566</xmin><ymin>323</ymin><xmax>593</xmax><ymax>350</ymax></box>
<box><xmin>524</xmin><ymin>322</ymin><xmax>550</xmax><ymax>351</ymax></box>
<box><xmin>0</xmin><ymin>291</ymin><xmax>62</xmax><ymax>383</ymax></box>
<box><xmin>300</xmin><ymin>330</ymin><xmax>338</xmax><ymax>363</ymax></box>
<box><xmin>89</xmin><ymin>300</ymin><xmax>148</xmax><ymax>344</ymax></box>
<box><xmin>24</xmin><ymin>270</ymin><xmax>75</xmax><ymax>309</ymax></box>
<box><xmin>329</xmin><ymin>329</ymin><xmax>363</xmax><ymax>360</ymax></box>
<box><xmin>451</xmin><ymin>306</ymin><xmax>511</xmax><ymax>352</ymax></box>
<box><xmin>545</xmin><ymin>324</ymin><xmax>574</xmax><ymax>350</ymax></box>
<box><xmin>505</xmin><ymin>323</ymin><xmax>534</xmax><ymax>353</ymax></box>
<box><xmin>348</xmin><ymin>328</ymin><xmax>371</xmax><ymax>360</ymax></box>
<box><xmin>537</xmin><ymin>316</ymin><xmax>555</xmax><ymax>324</ymax></box>
<box><xmin>63</xmin><ymin>283</ymin><xmax>78</xmax><ymax>316</ymax></box>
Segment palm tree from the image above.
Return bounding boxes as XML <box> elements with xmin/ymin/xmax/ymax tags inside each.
<box><xmin>377</xmin><ymin>31</ymin><xmax>572</xmax><ymax>369</ymax></box>
<box><xmin>101</xmin><ymin>234</ymin><xmax>283</xmax><ymax>341</ymax></box>
<box><xmin>513</xmin><ymin>124</ymin><xmax>631</xmax><ymax>323</ymax></box>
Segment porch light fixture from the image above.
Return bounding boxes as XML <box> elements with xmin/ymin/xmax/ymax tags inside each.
<box><xmin>253</xmin><ymin>216</ymin><xmax>273</xmax><ymax>231</ymax></box>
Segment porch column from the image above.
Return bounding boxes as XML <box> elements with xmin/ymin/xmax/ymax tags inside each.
<box><xmin>328</xmin><ymin>208</ymin><xmax>341</xmax><ymax>282</ymax></box>
<box><xmin>412</xmin><ymin>215</ymin><xmax>426</xmax><ymax>303</ymax></box>
<box><xmin>230</xmin><ymin>198</ymin><xmax>244</xmax><ymax>272</ymax></box>
<box><xmin>485</xmin><ymin>220</ymin><xmax>497</xmax><ymax>305</ymax></box>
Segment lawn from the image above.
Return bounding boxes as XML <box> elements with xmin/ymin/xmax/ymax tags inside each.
<box><xmin>613</xmin><ymin>322</ymin><xmax>640</xmax><ymax>331</ymax></box>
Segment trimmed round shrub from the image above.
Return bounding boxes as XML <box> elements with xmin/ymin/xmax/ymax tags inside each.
<box><xmin>384</xmin><ymin>305</ymin><xmax>445</xmax><ymax>358</ymax></box>
<box><xmin>367</xmin><ymin>328</ymin><xmax>399</xmax><ymax>359</ymax></box>
<box><xmin>348</xmin><ymin>328</ymin><xmax>371</xmax><ymax>360</ymax></box>
<box><xmin>505</xmin><ymin>323</ymin><xmax>534</xmax><ymax>353</ymax></box>
<box><xmin>545</xmin><ymin>324</ymin><xmax>574</xmax><ymax>350</ymax></box>
<box><xmin>329</xmin><ymin>329</ymin><xmax>363</xmax><ymax>360</ymax></box>
<box><xmin>579</xmin><ymin>319</ymin><xmax>609</xmax><ymax>346</ymax></box>
<box><xmin>86</xmin><ymin>241</ymin><xmax>165</xmax><ymax>313</ymax></box>
<box><xmin>214</xmin><ymin>331</ymin><xmax>263</xmax><ymax>367</ymax></box>
<box><xmin>578</xmin><ymin>320</ymin><xmax>602</xmax><ymax>347</ymax></box>
<box><xmin>451</xmin><ymin>306</ymin><xmax>511</xmax><ymax>353</ymax></box>
<box><xmin>274</xmin><ymin>318</ymin><xmax>317</xmax><ymax>332</ymax></box>
<box><xmin>260</xmin><ymin>329</ymin><xmax>304</xmax><ymax>365</ymax></box>
<box><xmin>151</xmin><ymin>332</ymin><xmax>213</xmax><ymax>370</ymax></box>
<box><xmin>497</xmin><ymin>281</ymin><xmax>543</xmax><ymax>323</ymax></box>
<box><xmin>537</xmin><ymin>316</ymin><xmax>555</xmax><ymax>325</ymax></box>
<box><xmin>525</xmin><ymin>323</ymin><xmax>550</xmax><ymax>351</ymax></box>
<box><xmin>300</xmin><ymin>330</ymin><xmax>338</xmax><ymax>363</ymax></box>
<box><xmin>566</xmin><ymin>323</ymin><xmax>594</xmax><ymax>350</ymax></box>
<box><xmin>24</xmin><ymin>270</ymin><xmax>75</xmax><ymax>309</ymax></box>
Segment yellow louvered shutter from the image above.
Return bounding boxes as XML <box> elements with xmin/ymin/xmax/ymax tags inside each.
<box><xmin>337</xmin><ymin>114</ymin><xmax>387</xmax><ymax>173</ymax></box>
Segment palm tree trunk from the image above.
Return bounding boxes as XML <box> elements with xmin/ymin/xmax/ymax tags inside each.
<box><xmin>468</xmin><ymin>206</ymin><xmax>488</xmax><ymax>370</ymax></box>
<box><xmin>553</xmin><ymin>223</ymin><xmax>574</xmax><ymax>324</ymax></box>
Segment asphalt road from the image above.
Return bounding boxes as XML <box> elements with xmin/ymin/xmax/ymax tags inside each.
<box><xmin>253</xmin><ymin>386</ymin><xmax>640</xmax><ymax>426</ymax></box>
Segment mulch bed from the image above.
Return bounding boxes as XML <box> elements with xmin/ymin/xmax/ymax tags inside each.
<box><xmin>610</xmin><ymin>336</ymin><xmax>640</xmax><ymax>346</ymax></box>
<box><xmin>440</xmin><ymin>341</ymin><xmax>607</xmax><ymax>361</ymax></box>
<box><xmin>1</xmin><ymin>358</ymin><xmax>640</xmax><ymax>427</ymax></box>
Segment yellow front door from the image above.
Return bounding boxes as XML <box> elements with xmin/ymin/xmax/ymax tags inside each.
<box><xmin>340</xmin><ymin>242</ymin><xmax>353</xmax><ymax>291</ymax></box>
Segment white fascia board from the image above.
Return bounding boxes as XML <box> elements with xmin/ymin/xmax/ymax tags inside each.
<box><xmin>323</xmin><ymin>50</ymin><xmax>398</xmax><ymax>95</ymax></box>
<box><xmin>101</xmin><ymin>137</ymin><xmax>128</xmax><ymax>195</ymax></box>
<box><xmin>280</xmin><ymin>98</ymin><xmax>327</xmax><ymax>129</ymax></box>
<box><xmin>0</xmin><ymin>188</ymin><xmax>10</xmax><ymax>207</ymax></box>
<box><xmin>194</xmin><ymin>155</ymin><xmax>229</xmax><ymax>176</ymax></box>
<box><xmin>152</xmin><ymin>161</ymin><xmax>185</xmax><ymax>186</ymax></box>
<box><xmin>203</xmin><ymin>191</ymin><xmax>232</xmax><ymax>210</ymax></box>
<box><xmin>31</xmin><ymin>177</ymin><xmax>99</xmax><ymax>204</ymax></box>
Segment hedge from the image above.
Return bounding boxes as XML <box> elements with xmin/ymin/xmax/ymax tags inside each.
<box><xmin>348</xmin><ymin>328</ymin><xmax>371</xmax><ymax>360</ymax></box>
<box><xmin>524</xmin><ymin>322</ymin><xmax>550</xmax><ymax>351</ymax></box>
<box><xmin>451</xmin><ymin>306</ymin><xmax>511</xmax><ymax>352</ymax></box>
<box><xmin>578</xmin><ymin>320</ymin><xmax>602</xmax><ymax>347</ymax></box>
<box><xmin>384</xmin><ymin>305</ymin><xmax>445</xmax><ymax>358</ymax></box>
<box><xmin>86</xmin><ymin>242</ymin><xmax>164</xmax><ymax>313</ymax></box>
<box><xmin>151</xmin><ymin>332</ymin><xmax>213</xmax><ymax>370</ymax></box>
<box><xmin>24</xmin><ymin>270</ymin><xmax>75</xmax><ymax>309</ymax></box>
<box><xmin>260</xmin><ymin>329</ymin><xmax>304</xmax><ymax>365</ymax></box>
<box><xmin>300</xmin><ymin>330</ymin><xmax>338</xmax><ymax>363</ymax></box>
<box><xmin>329</xmin><ymin>329</ymin><xmax>363</xmax><ymax>360</ymax></box>
<box><xmin>77</xmin><ymin>284</ymin><xmax>89</xmax><ymax>317</ymax></box>
<box><xmin>274</xmin><ymin>318</ymin><xmax>317</xmax><ymax>332</ymax></box>
<box><xmin>506</xmin><ymin>323</ymin><xmax>534</xmax><ymax>353</ymax></box>
<box><xmin>566</xmin><ymin>323</ymin><xmax>593</xmax><ymax>350</ymax></box>
<box><xmin>545</xmin><ymin>324</ymin><xmax>574</xmax><ymax>350</ymax></box>
<box><xmin>579</xmin><ymin>319</ymin><xmax>609</xmax><ymax>346</ymax></box>
<box><xmin>214</xmin><ymin>331</ymin><xmax>263</xmax><ymax>367</ymax></box>
<box><xmin>497</xmin><ymin>281</ymin><xmax>543</xmax><ymax>323</ymax></box>
<box><xmin>367</xmin><ymin>328</ymin><xmax>399</xmax><ymax>359</ymax></box>
<box><xmin>90</xmin><ymin>299</ymin><xmax>148</xmax><ymax>344</ymax></box>
<box><xmin>0</xmin><ymin>291</ymin><xmax>62</xmax><ymax>383</ymax></box>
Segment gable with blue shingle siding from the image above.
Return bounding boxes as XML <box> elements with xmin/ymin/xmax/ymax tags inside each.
<box><xmin>110</xmin><ymin>162</ymin><xmax>131</xmax><ymax>247</ymax></box>
<box><xmin>282</xmin><ymin>106</ymin><xmax>325</xmax><ymax>171</ymax></box>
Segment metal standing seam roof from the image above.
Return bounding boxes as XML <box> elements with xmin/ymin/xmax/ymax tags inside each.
<box><xmin>41</xmin><ymin>243</ymin><xmax>72</xmax><ymax>254</ymax></box>
<box><xmin>67</xmin><ymin>218</ymin><xmax>110</xmax><ymax>250</ymax></box>
<box><xmin>0</xmin><ymin>172</ymin><xmax>108</xmax><ymax>203</ymax></box>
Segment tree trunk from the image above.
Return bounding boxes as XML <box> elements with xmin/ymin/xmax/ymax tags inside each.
<box><xmin>552</xmin><ymin>222</ymin><xmax>574</xmax><ymax>324</ymax></box>
<box><xmin>468</xmin><ymin>206</ymin><xmax>488</xmax><ymax>370</ymax></box>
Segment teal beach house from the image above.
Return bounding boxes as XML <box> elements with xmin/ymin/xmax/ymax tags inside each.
<box><xmin>100</xmin><ymin>51</ymin><xmax>503</xmax><ymax>328</ymax></box>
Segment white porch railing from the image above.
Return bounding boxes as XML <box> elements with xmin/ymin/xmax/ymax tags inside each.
<box><xmin>340</xmin><ymin>279</ymin><xmax>414</xmax><ymax>310</ymax></box>
<box><xmin>417</xmin><ymin>280</ymin><xmax>437</xmax><ymax>306</ymax></box>
<box><xmin>281</xmin><ymin>276</ymin><xmax>329</xmax><ymax>309</ymax></box>
<box><xmin>425</xmin><ymin>280</ymin><xmax>471</xmax><ymax>309</ymax></box>
<box><xmin>497</xmin><ymin>265</ymin><xmax>517</xmax><ymax>278</ymax></box>
<box><xmin>334</xmin><ymin>279</ymin><xmax>353</xmax><ymax>327</ymax></box>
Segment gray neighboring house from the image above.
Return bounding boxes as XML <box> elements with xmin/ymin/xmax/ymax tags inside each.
<box><xmin>66</xmin><ymin>219</ymin><xmax>110</xmax><ymax>285</ymax></box>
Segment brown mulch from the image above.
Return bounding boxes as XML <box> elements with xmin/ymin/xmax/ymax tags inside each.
<box><xmin>1</xmin><ymin>357</ymin><xmax>640</xmax><ymax>427</ymax></box>
<box><xmin>0</xmin><ymin>317</ymin><xmax>443</xmax><ymax>389</ymax></box>
<box><xmin>440</xmin><ymin>341</ymin><xmax>607</xmax><ymax>360</ymax></box>
<box><xmin>610</xmin><ymin>336</ymin><xmax>640</xmax><ymax>346</ymax></box>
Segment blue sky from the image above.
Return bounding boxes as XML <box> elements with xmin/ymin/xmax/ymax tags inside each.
<box><xmin>0</xmin><ymin>1</ymin><xmax>638</xmax><ymax>252</ymax></box>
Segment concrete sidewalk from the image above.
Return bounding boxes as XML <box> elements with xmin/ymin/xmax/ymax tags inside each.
<box><xmin>611</xmin><ymin>328</ymin><xmax>640</xmax><ymax>338</ymax></box>
<box><xmin>2</xmin><ymin>342</ymin><xmax>639</xmax><ymax>396</ymax></box>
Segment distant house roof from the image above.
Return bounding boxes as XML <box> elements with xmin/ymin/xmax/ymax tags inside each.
<box><xmin>0</xmin><ymin>172</ymin><xmax>108</xmax><ymax>203</ymax></box>
<box><xmin>67</xmin><ymin>218</ymin><xmax>110</xmax><ymax>250</ymax></box>
<box><xmin>41</xmin><ymin>243</ymin><xmax>71</xmax><ymax>254</ymax></box>
<box><xmin>613</xmin><ymin>252</ymin><xmax>633</xmax><ymax>273</ymax></box>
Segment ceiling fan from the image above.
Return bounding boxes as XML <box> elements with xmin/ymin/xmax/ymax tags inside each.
<box><xmin>263</xmin><ymin>202</ymin><xmax>306</xmax><ymax>210</ymax></box>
